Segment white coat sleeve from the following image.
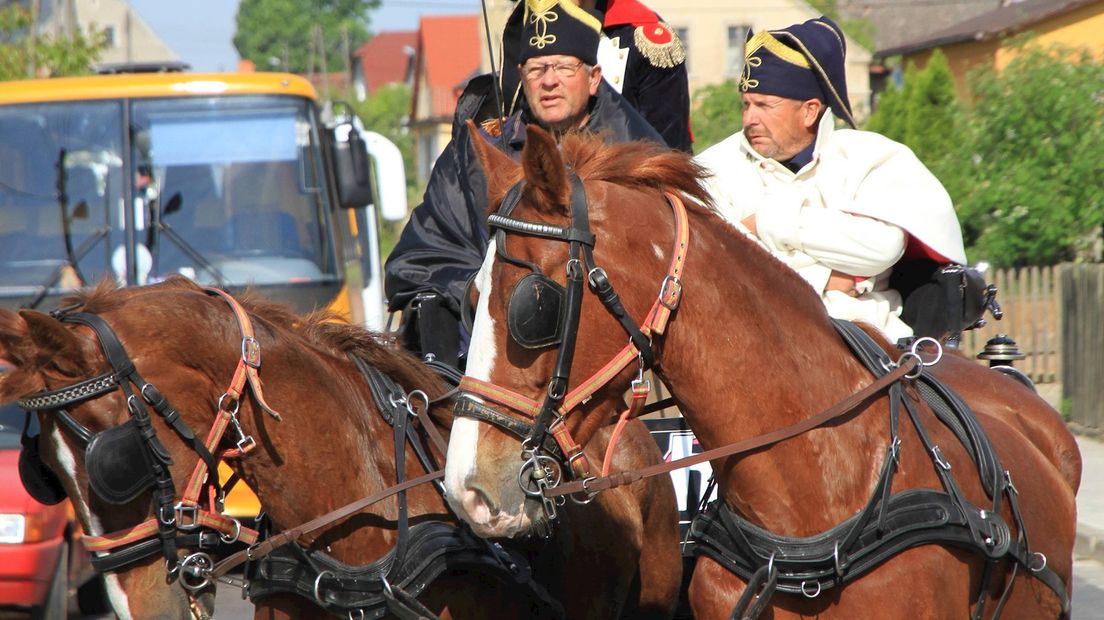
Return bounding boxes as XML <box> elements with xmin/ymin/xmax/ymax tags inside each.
<box><xmin>754</xmin><ymin>169</ymin><xmax>907</xmax><ymax>277</ymax></box>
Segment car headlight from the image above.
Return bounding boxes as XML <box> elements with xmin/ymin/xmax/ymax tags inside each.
<box><xmin>0</xmin><ymin>513</ymin><xmax>54</xmax><ymax>544</ymax></box>
<box><xmin>0</xmin><ymin>513</ymin><xmax>27</xmax><ymax>544</ymax></box>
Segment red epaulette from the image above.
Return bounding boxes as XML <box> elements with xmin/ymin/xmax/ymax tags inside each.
<box><xmin>603</xmin><ymin>0</ymin><xmax>685</xmax><ymax>69</ymax></box>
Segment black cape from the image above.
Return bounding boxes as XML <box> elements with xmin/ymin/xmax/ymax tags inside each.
<box><xmin>384</xmin><ymin>76</ymin><xmax>663</xmax><ymax>316</ymax></box>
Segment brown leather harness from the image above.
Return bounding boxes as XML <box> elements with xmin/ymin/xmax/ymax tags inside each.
<box><xmin>16</xmin><ymin>287</ymin><xmax>273</xmax><ymax>588</ymax></box>
<box><xmin>447</xmin><ymin>174</ymin><xmax>1072</xmax><ymax>618</ymax></box>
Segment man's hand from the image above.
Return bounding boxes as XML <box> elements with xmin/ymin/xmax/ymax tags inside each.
<box><xmin>826</xmin><ymin>270</ymin><xmax>859</xmax><ymax>297</ymax></box>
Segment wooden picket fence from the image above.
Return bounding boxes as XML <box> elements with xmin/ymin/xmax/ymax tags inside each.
<box><xmin>960</xmin><ymin>265</ymin><xmax>1061</xmax><ymax>385</ymax></box>
<box><xmin>1059</xmin><ymin>264</ymin><xmax>1104</xmax><ymax>430</ymax></box>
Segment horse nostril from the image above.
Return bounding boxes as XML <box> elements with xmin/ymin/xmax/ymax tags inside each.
<box><xmin>461</xmin><ymin>485</ymin><xmax>498</xmax><ymax>525</ymax></box>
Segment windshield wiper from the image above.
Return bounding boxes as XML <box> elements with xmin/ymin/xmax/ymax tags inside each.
<box><xmin>22</xmin><ymin>150</ymin><xmax>111</xmax><ymax>309</ymax></box>
<box><xmin>22</xmin><ymin>227</ymin><xmax>110</xmax><ymax>309</ymax></box>
<box><xmin>147</xmin><ymin>192</ymin><xmax>228</xmax><ymax>286</ymax></box>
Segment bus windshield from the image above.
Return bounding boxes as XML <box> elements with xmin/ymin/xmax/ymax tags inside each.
<box><xmin>0</xmin><ymin>94</ymin><xmax>338</xmax><ymax>303</ymax></box>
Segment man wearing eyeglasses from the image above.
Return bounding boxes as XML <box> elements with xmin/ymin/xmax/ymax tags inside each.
<box><xmin>498</xmin><ymin>0</ymin><xmax>692</xmax><ymax>153</ymax></box>
<box><xmin>385</xmin><ymin>0</ymin><xmax>663</xmax><ymax>368</ymax></box>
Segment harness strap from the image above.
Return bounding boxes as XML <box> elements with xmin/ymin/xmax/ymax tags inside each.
<box><xmin>244</xmin><ymin>522</ymin><xmax>565</xmax><ymax>619</ymax></box>
<box><xmin>601</xmin><ymin>380</ymin><xmax>650</xmax><ymax>476</ymax></box>
<box><xmin>84</xmin><ymin>505</ymin><xmax>258</xmax><ymax>551</ymax></box>
<box><xmin>90</xmin><ymin>530</ymin><xmax>231</xmax><ymax>574</ymax></box>
<box><xmin>17</xmin><ymin>372</ymin><xmax>118</xmax><ymax>411</ymax></box>
<box><xmin>457</xmin><ymin>378</ymin><xmax>594</xmax><ymax>477</ymax></box>
<box><xmin>204</xmin><ymin>287</ymin><xmax>284</xmax><ymax>421</ymax></box>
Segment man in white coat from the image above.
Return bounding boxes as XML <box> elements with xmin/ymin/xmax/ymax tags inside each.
<box><xmin>695</xmin><ymin>16</ymin><xmax>966</xmax><ymax>343</ymax></box>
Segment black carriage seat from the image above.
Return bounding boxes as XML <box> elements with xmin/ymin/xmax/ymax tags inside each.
<box><xmin>890</xmin><ymin>258</ymin><xmax>994</xmax><ymax>344</ymax></box>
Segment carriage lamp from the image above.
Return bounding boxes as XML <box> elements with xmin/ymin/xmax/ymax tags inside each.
<box><xmin>976</xmin><ymin>334</ymin><xmax>1026</xmax><ymax>368</ymax></box>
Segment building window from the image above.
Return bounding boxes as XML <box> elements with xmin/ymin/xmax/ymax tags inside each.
<box><xmin>675</xmin><ymin>26</ymin><xmax>688</xmax><ymax>70</ymax></box>
<box><xmin>103</xmin><ymin>25</ymin><xmax>116</xmax><ymax>47</ymax></box>
<box><xmin>726</xmin><ymin>25</ymin><xmax>750</xmax><ymax>80</ymax></box>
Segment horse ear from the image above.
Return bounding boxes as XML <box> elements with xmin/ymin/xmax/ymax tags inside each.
<box><xmin>0</xmin><ymin>309</ymin><xmax>32</xmax><ymax>368</ymax></box>
<box><xmin>17</xmin><ymin>310</ymin><xmax>90</xmax><ymax>376</ymax></box>
<box><xmin>522</xmin><ymin>125</ymin><xmax>570</xmax><ymax>215</ymax></box>
<box><xmin>465</xmin><ymin>119</ymin><xmax>521</xmax><ymax>213</ymax></box>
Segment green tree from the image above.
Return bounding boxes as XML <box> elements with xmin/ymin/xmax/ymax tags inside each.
<box><xmin>234</xmin><ymin>0</ymin><xmax>378</xmax><ymax>74</ymax></box>
<box><xmin>807</xmin><ymin>0</ymin><xmax>876</xmax><ymax>52</ymax></box>
<box><xmin>864</xmin><ymin>65</ymin><xmax>912</xmax><ymax>142</ymax></box>
<box><xmin>955</xmin><ymin>42</ymin><xmax>1104</xmax><ymax>266</ymax></box>
<box><xmin>903</xmin><ymin>50</ymin><xmax>960</xmax><ymax>166</ymax></box>
<box><xmin>355</xmin><ymin>83</ymin><xmax>413</xmax><ymax>256</ymax></box>
<box><xmin>0</xmin><ymin>4</ymin><xmax>107</xmax><ymax>80</ymax></box>
<box><xmin>690</xmin><ymin>79</ymin><xmax>742</xmax><ymax>153</ymax></box>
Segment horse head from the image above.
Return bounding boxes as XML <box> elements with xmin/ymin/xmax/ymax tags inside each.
<box><xmin>0</xmin><ymin>277</ymin><xmax>454</xmax><ymax>618</ymax></box>
<box><xmin>0</xmin><ymin>280</ymin><xmax>230</xmax><ymax>619</ymax></box>
<box><xmin>444</xmin><ymin>123</ymin><xmax>708</xmax><ymax>539</ymax></box>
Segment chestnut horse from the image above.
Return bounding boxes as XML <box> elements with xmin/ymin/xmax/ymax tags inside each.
<box><xmin>445</xmin><ymin>125</ymin><xmax>1081</xmax><ymax>619</ymax></box>
<box><xmin>0</xmin><ymin>278</ymin><xmax>680</xmax><ymax>619</ymax></box>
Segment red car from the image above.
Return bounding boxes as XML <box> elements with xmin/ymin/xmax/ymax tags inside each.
<box><xmin>0</xmin><ymin>404</ymin><xmax>109</xmax><ymax>618</ymax></box>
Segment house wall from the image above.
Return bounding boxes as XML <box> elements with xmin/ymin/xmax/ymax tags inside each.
<box><xmin>995</xmin><ymin>1</ymin><xmax>1104</xmax><ymax>68</ymax></box>
<box><xmin>75</xmin><ymin>0</ymin><xmax>176</xmax><ymax>66</ymax></box>
<box><xmin>901</xmin><ymin>2</ymin><xmax>1104</xmax><ymax>98</ymax></box>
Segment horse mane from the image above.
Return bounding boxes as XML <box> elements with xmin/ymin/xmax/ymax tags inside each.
<box><xmin>559</xmin><ymin>133</ymin><xmax>714</xmax><ymax>208</ymax></box>
<box><xmin>70</xmin><ymin>277</ymin><xmax>450</xmax><ymax>400</ymax></box>
<box><xmin>508</xmin><ymin>133</ymin><xmax>831</xmax><ymax>331</ymax></box>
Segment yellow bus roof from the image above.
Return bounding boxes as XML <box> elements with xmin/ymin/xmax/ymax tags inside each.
<box><xmin>0</xmin><ymin>72</ymin><xmax>319</xmax><ymax>105</ymax></box>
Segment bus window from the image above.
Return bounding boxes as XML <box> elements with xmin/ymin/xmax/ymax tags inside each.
<box><xmin>0</xmin><ymin>103</ymin><xmax>120</xmax><ymax>298</ymax></box>
<box><xmin>132</xmin><ymin>96</ymin><xmax>336</xmax><ymax>287</ymax></box>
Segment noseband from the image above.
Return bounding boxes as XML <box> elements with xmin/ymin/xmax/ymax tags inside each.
<box><xmin>456</xmin><ymin>173</ymin><xmax>689</xmax><ymax>519</ymax></box>
<box><xmin>16</xmin><ymin>288</ymin><xmax>278</xmax><ymax>586</ymax></box>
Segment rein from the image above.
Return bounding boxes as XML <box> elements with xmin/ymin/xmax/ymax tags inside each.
<box><xmin>208</xmin><ymin>469</ymin><xmax>445</xmax><ymax>580</ymax></box>
<box><xmin>544</xmin><ymin>353</ymin><xmax>921</xmax><ymax>499</ymax></box>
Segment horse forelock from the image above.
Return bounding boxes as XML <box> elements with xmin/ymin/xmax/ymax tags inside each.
<box><xmin>559</xmin><ymin>134</ymin><xmax>714</xmax><ymax>208</ymax></box>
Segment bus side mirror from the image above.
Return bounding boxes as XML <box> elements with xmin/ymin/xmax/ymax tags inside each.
<box><xmin>331</xmin><ymin>122</ymin><xmax>377</xmax><ymax>209</ymax></box>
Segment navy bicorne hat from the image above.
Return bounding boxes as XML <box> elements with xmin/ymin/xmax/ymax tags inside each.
<box><xmin>518</xmin><ymin>0</ymin><xmax>602</xmax><ymax>66</ymax></box>
<box><xmin>741</xmin><ymin>17</ymin><xmax>855</xmax><ymax>128</ymax></box>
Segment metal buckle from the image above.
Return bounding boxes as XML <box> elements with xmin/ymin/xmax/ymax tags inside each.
<box><xmin>659</xmin><ymin>275</ymin><xmax>683</xmax><ymax>310</ymax></box>
<box><xmin>241</xmin><ymin>336</ymin><xmax>261</xmax><ymax>368</ymax></box>
<box><xmin>570</xmin><ymin>476</ymin><xmax>598</xmax><ymax>505</ymax></box>
<box><xmin>176</xmin><ymin>503</ymin><xmax>201</xmax><ymax>531</ymax></box>
<box><xmin>931</xmin><ymin>446</ymin><xmax>952</xmax><ymax>471</ymax></box>
<box><xmin>313</xmin><ymin>569</ymin><xmax>333</xmax><ymax>604</ymax></box>
<box><xmin>220</xmin><ymin>518</ymin><xmax>242</xmax><ymax>544</ymax></box>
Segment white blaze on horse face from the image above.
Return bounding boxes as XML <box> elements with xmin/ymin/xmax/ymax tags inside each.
<box><xmin>103</xmin><ymin>576</ymin><xmax>134</xmax><ymax>620</ymax></box>
<box><xmin>444</xmin><ymin>242</ymin><xmax>499</xmax><ymax>520</ymax></box>
<box><xmin>51</xmin><ymin>426</ymin><xmax>134</xmax><ymax>618</ymax></box>
<box><xmin>49</xmin><ymin>427</ymin><xmax>105</xmax><ymax>533</ymax></box>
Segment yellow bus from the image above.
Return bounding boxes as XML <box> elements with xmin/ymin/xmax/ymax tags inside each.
<box><xmin>0</xmin><ymin>69</ymin><xmax>407</xmax><ymax>519</ymax></box>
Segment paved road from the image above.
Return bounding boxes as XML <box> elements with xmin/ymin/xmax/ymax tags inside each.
<box><xmin>1074</xmin><ymin>558</ymin><xmax>1104</xmax><ymax>618</ymax></box>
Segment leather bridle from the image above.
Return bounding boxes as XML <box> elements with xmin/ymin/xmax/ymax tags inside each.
<box><xmin>456</xmin><ymin>174</ymin><xmax>689</xmax><ymax>518</ymax></box>
<box><xmin>16</xmin><ymin>287</ymin><xmax>278</xmax><ymax>587</ymax></box>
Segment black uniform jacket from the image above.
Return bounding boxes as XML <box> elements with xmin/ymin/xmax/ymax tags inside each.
<box><xmin>384</xmin><ymin>76</ymin><xmax>663</xmax><ymax>315</ymax></box>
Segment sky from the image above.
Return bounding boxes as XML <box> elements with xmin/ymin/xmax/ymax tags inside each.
<box><xmin>128</xmin><ymin>1</ymin><xmax>476</xmax><ymax>73</ymax></box>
